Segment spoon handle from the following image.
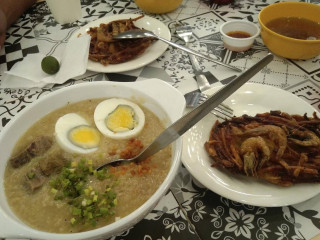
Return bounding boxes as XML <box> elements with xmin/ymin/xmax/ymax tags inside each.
<box><xmin>136</xmin><ymin>53</ymin><xmax>274</xmax><ymax>162</ymax></box>
<box><xmin>156</xmin><ymin>35</ymin><xmax>242</xmax><ymax>72</ymax></box>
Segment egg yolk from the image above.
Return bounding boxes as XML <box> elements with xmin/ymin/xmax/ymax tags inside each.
<box><xmin>106</xmin><ymin>105</ymin><xmax>137</xmax><ymax>133</ymax></box>
<box><xmin>68</xmin><ymin>125</ymin><xmax>101</xmax><ymax>149</ymax></box>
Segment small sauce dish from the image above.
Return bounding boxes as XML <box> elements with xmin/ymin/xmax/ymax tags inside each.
<box><xmin>220</xmin><ymin>20</ymin><xmax>260</xmax><ymax>52</ymax></box>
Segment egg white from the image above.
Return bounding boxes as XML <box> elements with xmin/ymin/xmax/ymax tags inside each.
<box><xmin>94</xmin><ymin>98</ymin><xmax>145</xmax><ymax>140</ymax></box>
<box><xmin>55</xmin><ymin>113</ymin><xmax>100</xmax><ymax>154</ymax></box>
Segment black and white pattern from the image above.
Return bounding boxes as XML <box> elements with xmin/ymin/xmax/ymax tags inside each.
<box><xmin>0</xmin><ymin>13</ymin><xmax>39</xmax><ymax>72</ymax></box>
<box><xmin>1</xmin><ymin>0</ymin><xmax>320</xmax><ymax>240</ymax></box>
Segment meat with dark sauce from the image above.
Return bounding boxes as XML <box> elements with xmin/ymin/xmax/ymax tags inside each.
<box><xmin>87</xmin><ymin>15</ymin><xmax>156</xmax><ymax>65</ymax></box>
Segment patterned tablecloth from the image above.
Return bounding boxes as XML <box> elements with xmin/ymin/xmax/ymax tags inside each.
<box><xmin>1</xmin><ymin>0</ymin><xmax>320</xmax><ymax>239</ymax></box>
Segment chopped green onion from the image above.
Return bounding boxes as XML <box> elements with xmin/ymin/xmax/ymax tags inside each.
<box><xmin>72</xmin><ymin>207</ymin><xmax>82</xmax><ymax>216</ymax></box>
<box><xmin>84</xmin><ymin>189</ymin><xmax>90</xmax><ymax>196</ymax></box>
<box><xmin>70</xmin><ymin>218</ymin><xmax>76</xmax><ymax>225</ymax></box>
<box><xmin>27</xmin><ymin>172</ymin><xmax>35</xmax><ymax>179</ymax></box>
<box><xmin>49</xmin><ymin>159</ymin><xmax>118</xmax><ymax>227</ymax></box>
<box><xmin>86</xmin><ymin>199</ymin><xmax>92</xmax><ymax>206</ymax></box>
<box><xmin>100</xmin><ymin>207</ymin><xmax>109</xmax><ymax>215</ymax></box>
<box><xmin>71</xmin><ymin>161</ymin><xmax>78</xmax><ymax>168</ymax></box>
<box><xmin>51</xmin><ymin>188</ymin><xmax>58</xmax><ymax>194</ymax></box>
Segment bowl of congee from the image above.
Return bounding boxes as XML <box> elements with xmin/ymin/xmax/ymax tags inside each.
<box><xmin>0</xmin><ymin>79</ymin><xmax>185</xmax><ymax>240</ymax></box>
<box><xmin>258</xmin><ymin>2</ymin><xmax>320</xmax><ymax>60</ymax></box>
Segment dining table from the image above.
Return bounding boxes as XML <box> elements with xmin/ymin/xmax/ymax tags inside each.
<box><xmin>1</xmin><ymin>0</ymin><xmax>320</xmax><ymax>239</ymax></box>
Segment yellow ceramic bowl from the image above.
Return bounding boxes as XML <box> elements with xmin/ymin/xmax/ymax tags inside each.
<box><xmin>134</xmin><ymin>0</ymin><xmax>183</xmax><ymax>14</ymax></box>
<box><xmin>258</xmin><ymin>2</ymin><xmax>320</xmax><ymax>60</ymax></box>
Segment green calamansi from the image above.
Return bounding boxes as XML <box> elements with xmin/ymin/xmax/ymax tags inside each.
<box><xmin>41</xmin><ymin>56</ymin><xmax>60</xmax><ymax>75</ymax></box>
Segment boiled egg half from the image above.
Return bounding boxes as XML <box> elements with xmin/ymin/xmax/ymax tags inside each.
<box><xmin>55</xmin><ymin>113</ymin><xmax>101</xmax><ymax>154</ymax></box>
<box><xmin>94</xmin><ymin>98</ymin><xmax>145</xmax><ymax>140</ymax></box>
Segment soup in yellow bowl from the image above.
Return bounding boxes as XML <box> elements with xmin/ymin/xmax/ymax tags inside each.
<box><xmin>258</xmin><ymin>2</ymin><xmax>320</xmax><ymax>59</ymax></box>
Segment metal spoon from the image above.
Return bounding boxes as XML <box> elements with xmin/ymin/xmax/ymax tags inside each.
<box><xmin>113</xmin><ymin>29</ymin><xmax>242</xmax><ymax>73</ymax></box>
<box><xmin>96</xmin><ymin>53</ymin><xmax>274</xmax><ymax>170</ymax></box>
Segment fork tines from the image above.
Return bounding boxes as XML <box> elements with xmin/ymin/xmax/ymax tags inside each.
<box><xmin>197</xmin><ymin>93</ymin><xmax>234</xmax><ymax>120</ymax></box>
<box><xmin>212</xmin><ymin>104</ymin><xmax>234</xmax><ymax>120</ymax></box>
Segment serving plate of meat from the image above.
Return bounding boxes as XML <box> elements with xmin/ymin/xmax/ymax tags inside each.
<box><xmin>182</xmin><ymin>83</ymin><xmax>320</xmax><ymax>207</ymax></box>
<box><xmin>72</xmin><ymin>14</ymin><xmax>170</xmax><ymax>73</ymax></box>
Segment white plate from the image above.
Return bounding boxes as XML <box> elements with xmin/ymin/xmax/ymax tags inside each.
<box><xmin>182</xmin><ymin>83</ymin><xmax>320</xmax><ymax>207</ymax></box>
<box><xmin>72</xmin><ymin>14</ymin><xmax>170</xmax><ymax>73</ymax></box>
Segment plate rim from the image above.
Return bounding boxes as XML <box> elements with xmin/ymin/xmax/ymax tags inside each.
<box><xmin>71</xmin><ymin>14</ymin><xmax>171</xmax><ymax>73</ymax></box>
<box><xmin>182</xmin><ymin>82</ymin><xmax>320</xmax><ymax>207</ymax></box>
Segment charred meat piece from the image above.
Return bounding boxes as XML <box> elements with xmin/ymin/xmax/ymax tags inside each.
<box><xmin>87</xmin><ymin>15</ymin><xmax>156</xmax><ymax>65</ymax></box>
<box><xmin>10</xmin><ymin>136</ymin><xmax>53</xmax><ymax>168</ymax></box>
<box><xmin>205</xmin><ymin>111</ymin><xmax>320</xmax><ymax>186</ymax></box>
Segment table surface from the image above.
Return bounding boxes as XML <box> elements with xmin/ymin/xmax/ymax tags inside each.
<box><xmin>1</xmin><ymin>0</ymin><xmax>320</xmax><ymax>239</ymax></box>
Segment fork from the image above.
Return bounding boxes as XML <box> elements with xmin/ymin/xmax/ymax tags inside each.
<box><xmin>176</xmin><ymin>24</ymin><xmax>235</xmax><ymax>119</ymax></box>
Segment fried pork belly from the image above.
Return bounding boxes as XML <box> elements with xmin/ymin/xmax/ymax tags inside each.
<box><xmin>87</xmin><ymin>15</ymin><xmax>155</xmax><ymax>65</ymax></box>
<box><xmin>205</xmin><ymin>111</ymin><xmax>320</xmax><ymax>186</ymax></box>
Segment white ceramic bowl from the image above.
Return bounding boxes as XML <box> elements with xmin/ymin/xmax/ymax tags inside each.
<box><xmin>220</xmin><ymin>20</ymin><xmax>260</xmax><ymax>52</ymax></box>
<box><xmin>0</xmin><ymin>79</ymin><xmax>185</xmax><ymax>240</ymax></box>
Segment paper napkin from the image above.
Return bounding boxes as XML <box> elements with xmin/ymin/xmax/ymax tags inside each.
<box><xmin>1</xmin><ymin>34</ymin><xmax>91</xmax><ymax>89</ymax></box>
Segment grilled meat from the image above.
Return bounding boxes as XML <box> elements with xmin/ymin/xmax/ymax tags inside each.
<box><xmin>87</xmin><ymin>15</ymin><xmax>155</xmax><ymax>65</ymax></box>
